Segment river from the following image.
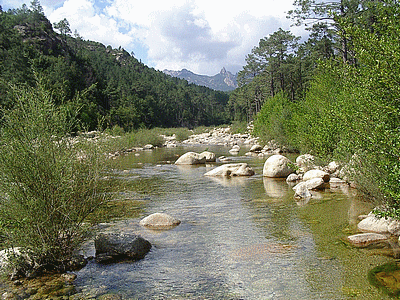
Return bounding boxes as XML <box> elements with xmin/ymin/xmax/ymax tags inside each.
<box><xmin>73</xmin><ymin>145</ymin><xmax>393</xmax><ymax>299</ymax></box>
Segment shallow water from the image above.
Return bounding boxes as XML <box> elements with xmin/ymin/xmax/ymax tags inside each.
<box><xmin>75</xmin><ymin>146</ymin><xmax>394</xmax><ymax>299</ymax></box>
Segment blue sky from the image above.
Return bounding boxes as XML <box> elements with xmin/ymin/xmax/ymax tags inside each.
<box><xmin>2</xmin><ymin>0</ymin><xmax>305</xmax><ymax>75</ymax></box>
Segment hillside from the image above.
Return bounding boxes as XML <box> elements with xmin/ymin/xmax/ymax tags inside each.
<box><xmin>0</xmin><ymin>4</ymin><xmax>231</xmax><ymax>131</ymax></box>
<box><xmin>163</xmin><ymin>68</ymin><xmax>237</xmax><ymax>92</ymax></box>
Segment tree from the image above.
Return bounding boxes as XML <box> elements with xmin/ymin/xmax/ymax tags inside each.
<box><xmin>54</xmin><ymin>18</ymin><xmax>71</xmax><ymax>37</ymax></box>
<box><xmin>30</xmin><ymin>0</ymin><xmax>44</xmax><ymax>15</ymax></box>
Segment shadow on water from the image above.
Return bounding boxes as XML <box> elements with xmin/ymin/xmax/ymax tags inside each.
<box><xmin>1</xmin><ymin>145</ymin><xmax>397</xmax><ymax>299</ymax></box>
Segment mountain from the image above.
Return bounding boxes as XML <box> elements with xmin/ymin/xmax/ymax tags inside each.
<box><xmin>163</xmin><ymin>68</ymin><xmax>237</xmax><ymax>92</ymax></box>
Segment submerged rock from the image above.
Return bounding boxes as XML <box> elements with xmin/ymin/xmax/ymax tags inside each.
<box><xmin>175</xmin><ymin>152</ymin><xmax>206</xmax><ymax>165</ymax></box>
<box><xmin>139</xmin><ymin>213</ymin><xmax>181</xmax><ymax>229</ymax></box>
<box><xmin>95</xmin><ymin>233</ymin><xmax>151</xmax><ymax>264</ymax></box>
<box><xmin>204</xmin><ymin>163</ymin><xmax>255</xmax><ymax>177</ymax></box>
<box><xmin>347</xmin><ymin>233</ymin><xmax>388</xmax><ymax>247</ymax></box>
<box><xmin>263</xmin><ymin>155</ymin><xmax>294</xmax><ymax>178</ymax></box>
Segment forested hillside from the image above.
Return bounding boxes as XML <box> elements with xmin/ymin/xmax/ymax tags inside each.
<box><xmin>0</xmin><ymin>3</ymin><xmax>230</xmax><ymax>131</ymax></box>
<box><xmin>233</xmin><ymin>0</ymin><xmax>400</xmax><ymax>218</ymax></box>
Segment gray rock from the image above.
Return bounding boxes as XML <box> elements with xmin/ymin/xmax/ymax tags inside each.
<box><xmin>139</xmin><ymin>213</ymin><xmax>181</xmax><ymax>229</ymax></box>
<box><xmin>263</xmin><ymin>155</ymin><xmax>294</xmax><ymax>178</ymax></box>
<box><xmin>175</xmin><ymin>152</ymin><xmax>206</xmax><ymax>165</ymax></box>
<box><xmin>347</xmin><ymin>233</ymin><xmax>388</xmax><ymax>247</ymax></box>
<box><xmin>204</xmin><ymin>163</ymin><xmax>255</xmax><ymax>177</ymax></box>
<box><xmin>305</xmin><ymin>178</ymin><xmax>326</xmax><ymax>190</ymax></box>
<box><xmin>95</xmin><ymin>233</ymin><xmax>151</xmax><ymax>263</ymax></box>
<box><xmin>357</xmin><ymin>213</ymin><xmax>400</xmax><ymax>235</ymax></box>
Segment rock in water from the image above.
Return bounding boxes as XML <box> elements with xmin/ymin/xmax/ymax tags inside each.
<box><xmin>95</xmin><ymin>233</ymin><xmax>151</xmax><ymax>263</ymax></box>
<box><xmin>175</xmin><ymin>152</ymin><xmax>206</xmax><ymax>165</ymax></box>
<box><xmin>303</xmin><ymin>169</ymin><xmax>330</xmax><ymax>182</ymax></box>
<box><xmin>347</xmin><ymin>233</ymin><xmax>388</xmax><ymax>247</ymax></box>
<box><xmin>263</xmin><ymin>155</ymin><xmax>294</xmax><ymax>178</ymax></box>
<box><xmin>139</xmin><ymin>213</ymin><xmax>181</xmax><ymax>229</ymax></box>
<box><xmin>199</xmin><ymin>151</ymin><xmax>216</xmax><ymax>162</ymax></box>
<box><xmin>204</xmin><ymin>163</ymin><xmax>255</xmax><ymax>177</ymax></box>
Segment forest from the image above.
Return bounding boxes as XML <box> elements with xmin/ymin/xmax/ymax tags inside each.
<box><xmin>0</xmin><ymin>0</ymin><xmax>399</xmax><ymax>216</ymax></box>
<box><xmin>230</xmin><ymin>0</ymin><xmax>400</xmax><ymax>218</ymax></box>
<box><xmin>0</xmin><ymin>2</ymin><xmax>230</xmax><ymax>131</ymax></box>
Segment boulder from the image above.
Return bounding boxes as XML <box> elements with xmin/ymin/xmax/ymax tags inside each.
<box><xmin>143</xmin><ymin>144</ymin><xmax>154</xmax><ymax>150</ymax></box>
<box><xmin>305</xmin><ymin>178</ymin><xmax>326</xmax><ymax>190</ymax></box>
<box><xmin>249</xmin><ymin>144</ymin><xmax>263</xmax><ymax>153</ymax></box>
<box><xmin>293</xmin><ymin>182</ymin><xmax>312</xmax><ymax>199</ymax></box>
<box><xmin>175</xmin><ymin>152</ymin><xmax>206</xmax><ymax>165</ymax></box>
<box><xmin>139</xmin><ymin>213</ymin><xmax>181</xmax><ymax>229</ymax></box>
<box><xmin>263</xmin><ymin>155</ymin><xmax>294</xmax><ymax>178</ymax></box>
<box><xmin>296</xmin><ymin>154</ymin><xmax>316</xmax><ymax>172</ymax></box>
<box><xmin>199</xmin><ymin>151</ymin><xmax>216</xmax><ymax>162</ymax></box>
<box><xmin>347</xmin><ymin>233</ymin><xmax>388</xmax><ymax>247</ymax></box>
<box><xmin>286</xmin><ymin>173</ymin><xmax>301</xmax><ymax>182</ymax></box>
<box><xmin>204</xmin><ymin>163</ymin><xmax>255</xmax><ymax>177</ymax></box>
<box><xmin>327</xmin><ymin>161</ymin><xmax>340</xmax><ymax>174</ymax></box>
<box><xmin>357</xmin><ymin>213</ymin><xmax>400</xmax><ymax>235</ymax></box>
<box><xmin>303</xmin><ymin>169</ymin><xmax>330</xmax><ymax>182</ymax></box>
<box><xmin>95</xmin><ymin>233</ymin><xmax>151</xmax><ymax>263</ymax></box>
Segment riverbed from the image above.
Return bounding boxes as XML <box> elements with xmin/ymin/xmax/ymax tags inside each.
<box><xmin>70</xmin><ymin>144</ymin><xmax>394</xmax><ymax>299</ymax></box>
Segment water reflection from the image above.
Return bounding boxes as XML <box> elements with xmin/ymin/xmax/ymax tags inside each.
<box><xmin>263</xmin><ymin>177</ymin><xmax>291</xmax><ymax>198</ymax></box>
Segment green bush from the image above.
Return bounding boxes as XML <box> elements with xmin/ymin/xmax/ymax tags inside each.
<box><xmin>253</xmin><ymin>92</ymin><xmax>296</xmax><ymax>147</ymax></box>
<box><xmin>0</xmin><ymin>83</ymin><xmax>110</xmax><ymax>275</ymax></box>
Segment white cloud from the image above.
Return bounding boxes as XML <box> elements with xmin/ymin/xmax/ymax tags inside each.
<box><xmin>4</xmin><ymin>0</ymin><xmax>303</xmax><ymax>75</ymax></box>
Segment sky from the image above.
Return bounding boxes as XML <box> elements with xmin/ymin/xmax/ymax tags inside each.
<box><xmin>2</xmin><ymin>0</ymin><xmax>305</xmax><ymax>75</ymax></box>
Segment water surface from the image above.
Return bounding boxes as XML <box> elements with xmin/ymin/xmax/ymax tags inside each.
<box><xmin>75</xmin><ymin>145</ymin><xmax>393</xmax><ymax>299</ymax></box>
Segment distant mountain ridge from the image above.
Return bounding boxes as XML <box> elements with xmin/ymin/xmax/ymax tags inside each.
<box><xmin>163</xmin><ymin>68</ymin><xmax>237</xmax><ymax>92</ymax></box>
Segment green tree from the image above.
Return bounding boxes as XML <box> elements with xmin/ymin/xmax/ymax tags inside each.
<box><xmin>54</xmin><ymin>18</ymin><xmax>71</xmax><ymax>37</ymax></box>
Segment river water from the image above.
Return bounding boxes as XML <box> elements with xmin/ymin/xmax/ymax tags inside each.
<box><xmin>74</xmin><ymin>145</ymin><xmax>394</xmax><ymax>299</ymax></box>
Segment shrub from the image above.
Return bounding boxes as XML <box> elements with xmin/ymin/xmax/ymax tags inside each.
<box><xmin>0</xmin><ymin>83</ymin><xmax>110</xmax><ymax>276</ymax></box>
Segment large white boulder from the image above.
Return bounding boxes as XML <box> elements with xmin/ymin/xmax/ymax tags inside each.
<box><xmin>204</xmin><ymin>163</ymin><xmax>255</xmax><ymax>177</ymax></box>
<box><xmin>357</xmin><ymin>213</ymin><xmax>400</xmax><ymax>235</ymax></box>
<box><xmin>263</xmin><ymin>155</ymin><xmax>294</xmax><ymax>178</ymax></box>
<box><xmin>175</xmin><ymin>152</ymin><xmax>206</xmax><ymax>165</ymax></box>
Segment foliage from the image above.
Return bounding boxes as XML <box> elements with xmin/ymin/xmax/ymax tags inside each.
<box><xmin>0</xmin><ymin>82</ymin><xmax>110</xmax><ymax>274</ymax></box>
<box><xmin>252</xmin><ymin>92</ymin><xmax>296</xmax><ymax>146</ymax></box>
<box><xmin>0</xmin><ymin>4</ymin><xmax>231</xmax><ymax>132</ymax></box>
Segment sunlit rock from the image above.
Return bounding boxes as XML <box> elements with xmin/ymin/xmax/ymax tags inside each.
<box><xmin>263</xmin><ymin>155</ymin><xmax>294</xmax><ymax>178</ymax></box>
<box><xmin>286</xmin><ymin>173</ymin><xmax>301</xmax><ymax>182</ymax></box>
<box><xmin>293</xmin><ymin>182</ymin><xmax>312</xmax><ymax>199</ymax></box>
<box><xmin>249</xmin><ymin>144</ymin><xmax>263</xmax><ymax>153</ymax></box>
<box><xmin>175</xmin><ymin>152</ymin><xmax>206</xmax><ymax>165</ymax></box>
<box><xmin>204</xmin><ymin>163</ymin><xmax>255</xmax><ymax>177</ymax></box>
<box><xmin>357</xmin><ymin>213</ymin><xmax>400</xmax><ymax>235</ymax></box>
<box><xmin>199</xmin><ymin>151</ymin><xmax>216</xmax><ymax>162</ymax></box>
<box><xmin>303</xmin><ymin>169</ymin><xmax>330</xmax><ymax>182</ymax></box>
<box><xmin>139</xmin><ymin>212</ymin><xmax>181</xmax><ymax>229</ymax></box>
<box><xmin>347</xmin><ymin>233</ymin><xmax>388</xmax><ymax>247</ymax></box>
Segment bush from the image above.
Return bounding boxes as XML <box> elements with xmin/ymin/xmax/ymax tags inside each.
<box><xmin>0</xmin><ymin>83</ymin><xmax>110</xmax><ymax>276</ymax></box>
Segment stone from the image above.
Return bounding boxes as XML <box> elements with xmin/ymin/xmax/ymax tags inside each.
<box><xmin>263</xmin><ymin>155</ymin><xmax>294</xmax><ymax>178</ymax></box>
<box><xmin>347</xmin><ymin>233</ymin><xmax>388</xmax><ymax>247</ymax></box>
<box><xmin>303</xmin><ymin>169</ymin><xmax>330</xmax><ymax>182</ymax></box>
<box><xmin>249</xmin><ymin>144</ymin><xmax>263</xmax><ymax>152</ymax></box>
<box><xmin>293</xmin><ymin>182</ymin><xmax>312</xmax><ymax>199</ymax></box>
<box><xmin>305</xmin><ymin>178</ymin><xmax>326</xmax><ymax>190</ymax></box>
<box><xmin>143</xmin><ymin>144</ymin><xmax>154</xmax><ymax>150</ymax></box>
<box><xmin>356</xmin><ymin>213</ymin><xmax>400</xmax><ymax>235</ymax></box>
<box><xmin>175</xmin><ymin>152</ymin><xmax>206</xmax><ymax>165</ymax></box>
<box><xmin>0</xmin><ymin>248</ymin><xmax>35</xmax><ymax>279</ymax></box>
<box><xmin>199</xmin><ymin>151</ymin><xmax>216</xmax><ymax>162</ymax></box>
<box><xmin>204</xmin><ymin>163</ymin><xmax>255</xmax><ymax>177</ymax></box>
<box><xmin>328</xmin><ymin>161</ymin><xmax>340</xmax><ymax>173</ymax></box>
<box><xmin>139</xmin><ymin>213</ymin><xmax>181</xmax><ymax>229</ymax></box>
<box><xmin>296</xmin><ymin>154</ymin><xmax>316</xmax><ymax>172</ymax></box>
<box><xmin>95</xmin><ymin>233</ymin><xmax>151</xmax><ymax>264</ymax></box>
<box><xmin>286</xmin><ymin>173</ymin><xmax>301</xmax><ymax>182</ymax></box>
